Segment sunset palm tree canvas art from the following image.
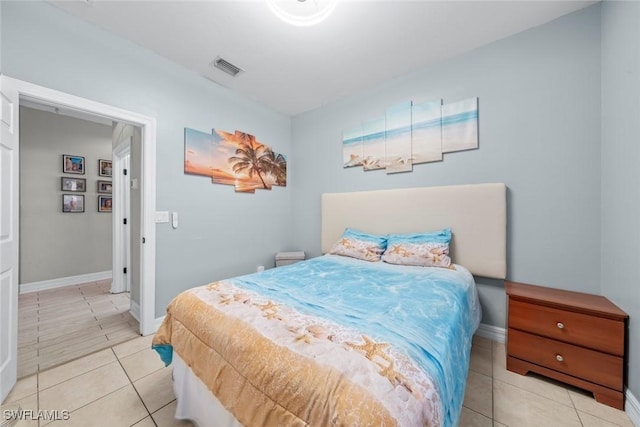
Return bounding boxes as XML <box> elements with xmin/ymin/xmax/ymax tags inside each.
<box><xmin>184</xmin><ymin>127</ymin><xmax>287</xmax><ymax>193</ymax></box>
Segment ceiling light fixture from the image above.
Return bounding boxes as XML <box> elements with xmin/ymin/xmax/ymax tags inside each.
<box><xmin>266</xmin><ymin>0</ymin><xmax>338</xmax><ymax>27</ymax></box>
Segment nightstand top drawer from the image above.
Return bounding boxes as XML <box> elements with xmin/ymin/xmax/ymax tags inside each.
<box><xmin>509</xmin><ymin>299</ymin><xmax>624</xmax><ymax>355</ymax></box>
<box><xmin>506</xmin><ymin>281</ymin><xmax>628</xmax><ymax>320</ymax></box>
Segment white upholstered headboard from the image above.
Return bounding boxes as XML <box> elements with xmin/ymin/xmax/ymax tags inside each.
<box><xmin>321</xmin><ymin>183</ymin><xmax>507</xmax><ymax>279</ymax></box>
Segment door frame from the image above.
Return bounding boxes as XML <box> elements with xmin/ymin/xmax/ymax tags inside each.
<box><xmin>4</xmin><ymin>76</ymin><xmax>157</xmax><ymax>336</ymax></box>
<box><xmin>111</xmin><ymin>137</ymin><xmax>131</xmax><ymax>295</ymax></box>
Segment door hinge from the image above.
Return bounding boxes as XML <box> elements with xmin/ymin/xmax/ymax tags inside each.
<box><xmin>123</xmin><ymin>218</ymin><xmax>127</xmax><ymax>225</ymax></box>
<box><xmin>123</xmin><ymin>168</ymin><xmax>128</xmax><ymax>176</ymax></box>
<box><xmin>142</xmin><ymin>237</ymin><xmax>146</xmax><ymax>244</ymax></box>
<box><xmin>123</xmin><ymin>267</ymin><xmax>127</xmax><ymax>274</ymax></box>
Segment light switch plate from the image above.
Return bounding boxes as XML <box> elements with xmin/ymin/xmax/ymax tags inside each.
<box><xmin>155</xmin><ymin>211</ymin><xmax>169</xmax><ymax>223</ymax></box>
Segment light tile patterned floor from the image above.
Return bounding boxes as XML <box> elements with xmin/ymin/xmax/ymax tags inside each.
<box><xmin>2</xmin><ymin>335</ymin><xmax>635</xmax><ymax>426</ymax></box>
<box><xmin>464</xmin><ymin>336</ymin><xmax>635</xmax><ymax>427</ymax></box>
<box><xmin>18</xmin><ymin>280</ymin><xmax>140</xmax><ymax>378</ymax></box>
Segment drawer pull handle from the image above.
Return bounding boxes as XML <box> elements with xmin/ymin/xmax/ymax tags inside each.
<box><xmin>556</xmin><ymin>354</ymin><xmax>564</xmax><ymax>362</ymax></box>
<box><xmin>556</xmin><ymin>322</ymin><xmax>564</xmax><ymax>329</ymax></box>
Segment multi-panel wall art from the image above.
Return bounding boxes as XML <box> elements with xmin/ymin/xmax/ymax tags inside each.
<box><xmin>343</xmin><ymin>97</ymin><xmax>478</xmax><ymax>173</ymax></box>
<box><xmin>184</xmin><ymin>127</ymin><xmax>287</xmax><ymax>193</ymax></box>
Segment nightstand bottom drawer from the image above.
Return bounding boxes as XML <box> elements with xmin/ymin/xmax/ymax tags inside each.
<box><xmin>508</xmin><ymin>329</ymin><xmax>623</xmax><ymax>391</ymax></box>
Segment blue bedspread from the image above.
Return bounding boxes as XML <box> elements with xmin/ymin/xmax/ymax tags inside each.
<box><xmin>228</xmin><ymin>254</ymin><xmax>481</xmax><ymax>427</ymax></box>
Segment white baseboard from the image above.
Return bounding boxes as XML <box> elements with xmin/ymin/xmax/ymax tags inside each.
<box><xmin>130</xmin><ymin>300</ymin><xmax>141</xmax><ymax>322</ymax></box>
<box><xmin>20</xmin><ymin>271</ymin><xmax>112</xmax><ymax>294</ymax></box>
<box><xmin>626</xmin><ymin>389</ymin><xmax>640</xmax><ymax>426</ymax></box>
<box><xmin>146</xmin><ymin>316</ymin><xmax>166</xmax><ymax>336</ymax></box>
<box><xmin>475</xmin><ymin>323</ymin><xmax>506</xmax><ymax>343</ymax></box>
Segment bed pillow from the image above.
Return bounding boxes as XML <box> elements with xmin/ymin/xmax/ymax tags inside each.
<box><xmin>381</xmin><ymin>228</ymin><xmax>454</xmax><ymax>269</ymax></box>
<box><xmin>329</xmin><ymin>228</ymin><xmax>387</xmax><ymax>262</ymax></box>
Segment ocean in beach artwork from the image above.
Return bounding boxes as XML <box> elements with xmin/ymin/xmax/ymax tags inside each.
<box><xmin>412</xmin><ymin>100</ymin><xmax>443</xmax><ymax>164</ymax></box>
<box><xmin>442</xmin><ymin>97</ymin><xmax>479</xmax><ymax>153</ymax></box>
<box><xmin>184</xmin><ymin>127</ymin><xmax>286</xmax><ymax>194</ymax></box>
<box><xmin>342</xmin><ymin>126</ymin><xmax>363</xmax><ymax>168</ymax></box>
<box><xmin>361</xmin><ymin>117</ymin><xmax>386</xmax><ymax>171</ymax></box>
<box><xmin>342</xmin><ymin>96</ymin><xmax>478</xmax><ymax>174</ymax></box>
<box><xmin>385</xmin><ymin>101</ymin><xmax>413</xmax><ymax>174</ymax></box>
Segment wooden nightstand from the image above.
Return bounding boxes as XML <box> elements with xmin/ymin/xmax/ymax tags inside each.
<box><xmin>506</xmin><ymin>281</ymin><xmax>628</xmax><ymax>410</ymax></box>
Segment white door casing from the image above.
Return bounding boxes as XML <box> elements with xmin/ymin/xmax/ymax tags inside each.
<box><xmin>1</xmin><ymin>77</ymin><xmax>156</xmax><ymax>345</ymax></box>
<box><xmin>0</xmin><ymin>76</ymin><xmax>19</xmax><ymax>402</ymax></box>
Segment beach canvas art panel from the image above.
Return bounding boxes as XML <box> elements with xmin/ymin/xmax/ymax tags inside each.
<box><xmin>342</xmin><ymin>126</ymin><xmax>363</xmax><ymax>168</ymax></box>
<box><xmin>271</xmin><ymin>152</ymin><xmax>287</xmax><ymax>187</ymax></box>
<box><xmin>412</xmin><ymin>100</ymin><xmax>443</xmax><ymax>164</ymax></box>
<box><xmin>361</xmin><ymin>117</ymin><xmax>386</xmax><ymax>171</ymax></box>
<box><xmin>385</xmin><ymin>101</ymin><xmax>413</xmax><ymax>174</ymax></box>
<box><xmin>441</xmin><ymin>97</ymin><xmax>479</xmax><ymax>153</ymax></box>
<box><xmin>185</xmin><ymin>126</ymin><xmax>287</xmax><ymax>194</ymax></box>
<box><xmin>184</xmin><ymin>128</ymin><xmax>215</xmax><ymax>177</ymax></box>
<box><xmin>209</xmin><ymin>129</ymin><xmax>287</xmax><ymax>193</ymax></box>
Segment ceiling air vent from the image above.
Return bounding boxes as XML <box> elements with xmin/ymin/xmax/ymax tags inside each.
<box><xmin>212</xmin><ymin>57</ymin><xmax>244</xmax><ymax>77</ymax></box>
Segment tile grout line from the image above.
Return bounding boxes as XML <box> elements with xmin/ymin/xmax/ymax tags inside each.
<box><xmin>111</xmin><ymin>347</ymin><xmax>156</xmax><ymax>424</ymax></box>
<box><xmin>491</xmin><ymin>339</ymin><xmax>495</xmax><ymax>426</ymax></box>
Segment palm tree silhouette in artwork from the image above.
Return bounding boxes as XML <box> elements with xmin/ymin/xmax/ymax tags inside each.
<box><xmin>228</xmin><ymin>133</ymin><xmax>271</xmax><ymax>189</ymax></box>
<box><xmin>263</xmin><ymin>148</ymin><xmax>287</xmax><ymax>186</ymax></box>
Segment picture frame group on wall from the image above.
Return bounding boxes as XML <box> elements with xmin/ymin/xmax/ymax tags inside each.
<box><xmin>99</xmin><ymin>159</ymin><xmax>113</xmax><ymax>177</ymax></box>
<box><xmin>62</xmin><ymin>194</ymin><xmax>85</xmax><ymax>213</ymax></box>
<box><xmin>98</xmin><ymin>195</ymin><xmax>112</xmax><ymax>213</ymax></box>
<box><xmin>62</xmin><ymin>154</ymin><xmax>85</xmax><ymax>175</ymax></box>
<box><xmin>60</xmin><ymin>155</ymin><xmax>114</xmax><ymax>213</ymax></box>
<box><xmin>61</xmin><ymin>177</ymin><xmax>86</xmax><ymax>192</ymax></box>
<box><xmin>97</xmin><ymin>180</ymin><xmax>112</xmax><ymax>194</ymax></box>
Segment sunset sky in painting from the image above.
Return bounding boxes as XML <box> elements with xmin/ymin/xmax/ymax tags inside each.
<box><xmin>184</xmin><ymin>128</ymin><xmax>215</xmax><ymax>176</ymax></box>
<box><xmin>185</xmin><ymin>127</ymin><xmax>285</xmax><ymax>193</ymax></box>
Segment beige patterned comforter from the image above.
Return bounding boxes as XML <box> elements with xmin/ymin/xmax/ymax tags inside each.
<box><xmin>153</xmin><ymin>280</ymin><xmax>442</xmax><ymax>426</ymax></box>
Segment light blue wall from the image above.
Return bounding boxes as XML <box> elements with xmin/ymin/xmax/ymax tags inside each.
<box><xmin>601</xmin><ymin>0</ymin><xmax>640</xmax><ymax>403</ymax></box>
<box><xmin>291</xmin><ymin>6</ymin><xmax>602</xmax><ymax>327</ymax></box>
<box><xmin>1</xmin><ymin>1</ymin><xmax>293</xmax><ymax>316</ymax></box>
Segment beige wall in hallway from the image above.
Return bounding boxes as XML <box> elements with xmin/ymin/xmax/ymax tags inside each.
<box><xmin>19</xmin><ymin>106</ymin><xmax>112</xmax><ymax>284</ymax></box>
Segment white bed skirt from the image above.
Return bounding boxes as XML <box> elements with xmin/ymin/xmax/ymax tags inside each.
<box><xmin>172</xmin><ymin>353</ymin><xmax>243</xmax><ymax>427</ymax></box>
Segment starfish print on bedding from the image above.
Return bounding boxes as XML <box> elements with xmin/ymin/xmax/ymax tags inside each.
<box><xmin>256</xmin><ymin>300</ymin><xmax>281</xmax><ymax>320</ymax></box>
<box><xmin>257</xmin><ymin>301</ymin><xmax>279</xmax><ymax>312</ymax></box>
<box><xmin>376</xmin><ymin>360</ymin><xmax>412</xmax><ymax>392</ymax></box>
<box><xmin>387</xmin><ymin>245</ymin><xmax>413</xmax><ymax>257</ymax></box>
<box><xmin>294</xmin><ymin>333</ymin><xmax>312</xmax><ymax>344</ymax></box>
<box><xmin>218</xmin><ymin>295</ymin><xmax>233</xmax><ymax>305</ymax></box>
<box><xmin>346</xmin><ymin>336</ymin><xmax>392</xmax><ymax>363</ymax></box>
<box><xmin>207</xmin><ymin>281</ymin><xmax>222</xmax><ymax>291</ymax></box>
<box><xmin>339</xmin><ymin>238</ymin><xmax>354</xmax><ymax>249</ymax></box>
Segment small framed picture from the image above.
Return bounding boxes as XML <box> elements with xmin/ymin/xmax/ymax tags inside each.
<box><xmin>98</xmin><ymin>195</ymin><xmax>112</xmax><ymax>212</ymax></box>
<box><xmin>99</xmin><ymin>159</ymin><xmax>113</xmax><ymax>177</ymax></box>
<box><xmin>61</xmin><ymin>177</ymin><xmax>86</xmax><ymax>192</ymax></box>
<box><xmin>97</xmin><ymin>180</ymin><xmax>112</xmax><ymax>194</ymax></box>
<box><xmin>62</xmin><ymin>155</ymin><xmax>85</xmax><ymax>175</ymax></box>
<box><xmin>62</xmin><ymin>194</ymin><xmax>84</xmax><ymax>213</ymax></box>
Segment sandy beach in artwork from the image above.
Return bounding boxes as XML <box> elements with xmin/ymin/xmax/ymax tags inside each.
<box><xmin>361</xmin><ymin>118</ymin><xmax>386</xmax><ymax>170</ymax></box>
<box><xmin>343</xmin><ymin>128</ymin><xmax>363</xmax><ymax>168</ymax></box>
<box><xmin>385</xmin><ymin>102</ymin><xmax>412</xmax><ymax>174</ymax></box>
<box><xmin>412</xmin><ymin>101</ymin><xmax>443</xmax><ymax>164</ymax></box>
<box><xmin>441</xmin><ymin>98</ymin><xmax>478</xmax><ymax>153</ymax></box>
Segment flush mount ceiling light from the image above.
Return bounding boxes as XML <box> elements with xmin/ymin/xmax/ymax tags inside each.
<box><xmin>266</xmin><ymin>0</ymin><xmax>338</xmax><ymax>27</ymax></box>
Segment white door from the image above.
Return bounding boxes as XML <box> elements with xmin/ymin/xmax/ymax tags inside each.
<box><xmin>0</xmin><ymin>77</ymin><xmax>19</xmax><ymax>401</ymax></box>
<box><xmin>111</xmin><ymin>139</ymin><xmax>131</xmax><ymax>294</ymax></box>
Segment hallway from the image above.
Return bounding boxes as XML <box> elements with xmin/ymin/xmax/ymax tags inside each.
<box><xmin>18</xmin><ymin>280</ymin><xmax>139</xmax><ymax>378</ymax></box>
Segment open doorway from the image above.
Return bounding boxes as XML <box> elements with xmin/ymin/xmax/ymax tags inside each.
<box><xmin>0</xmin><ymin>76</ymin><xmax>157</xmax><ymax>397</ymax></box>
<box><xmin>17</xmin><ymin>104</ymin><xmax>142</xmax><ymax>377</ymax></box>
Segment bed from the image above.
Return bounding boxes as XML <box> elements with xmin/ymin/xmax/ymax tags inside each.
<box><xmin>153</xmin><ymin>183</ymin><xmax>507</xmax><ymax>427</ymax></box>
